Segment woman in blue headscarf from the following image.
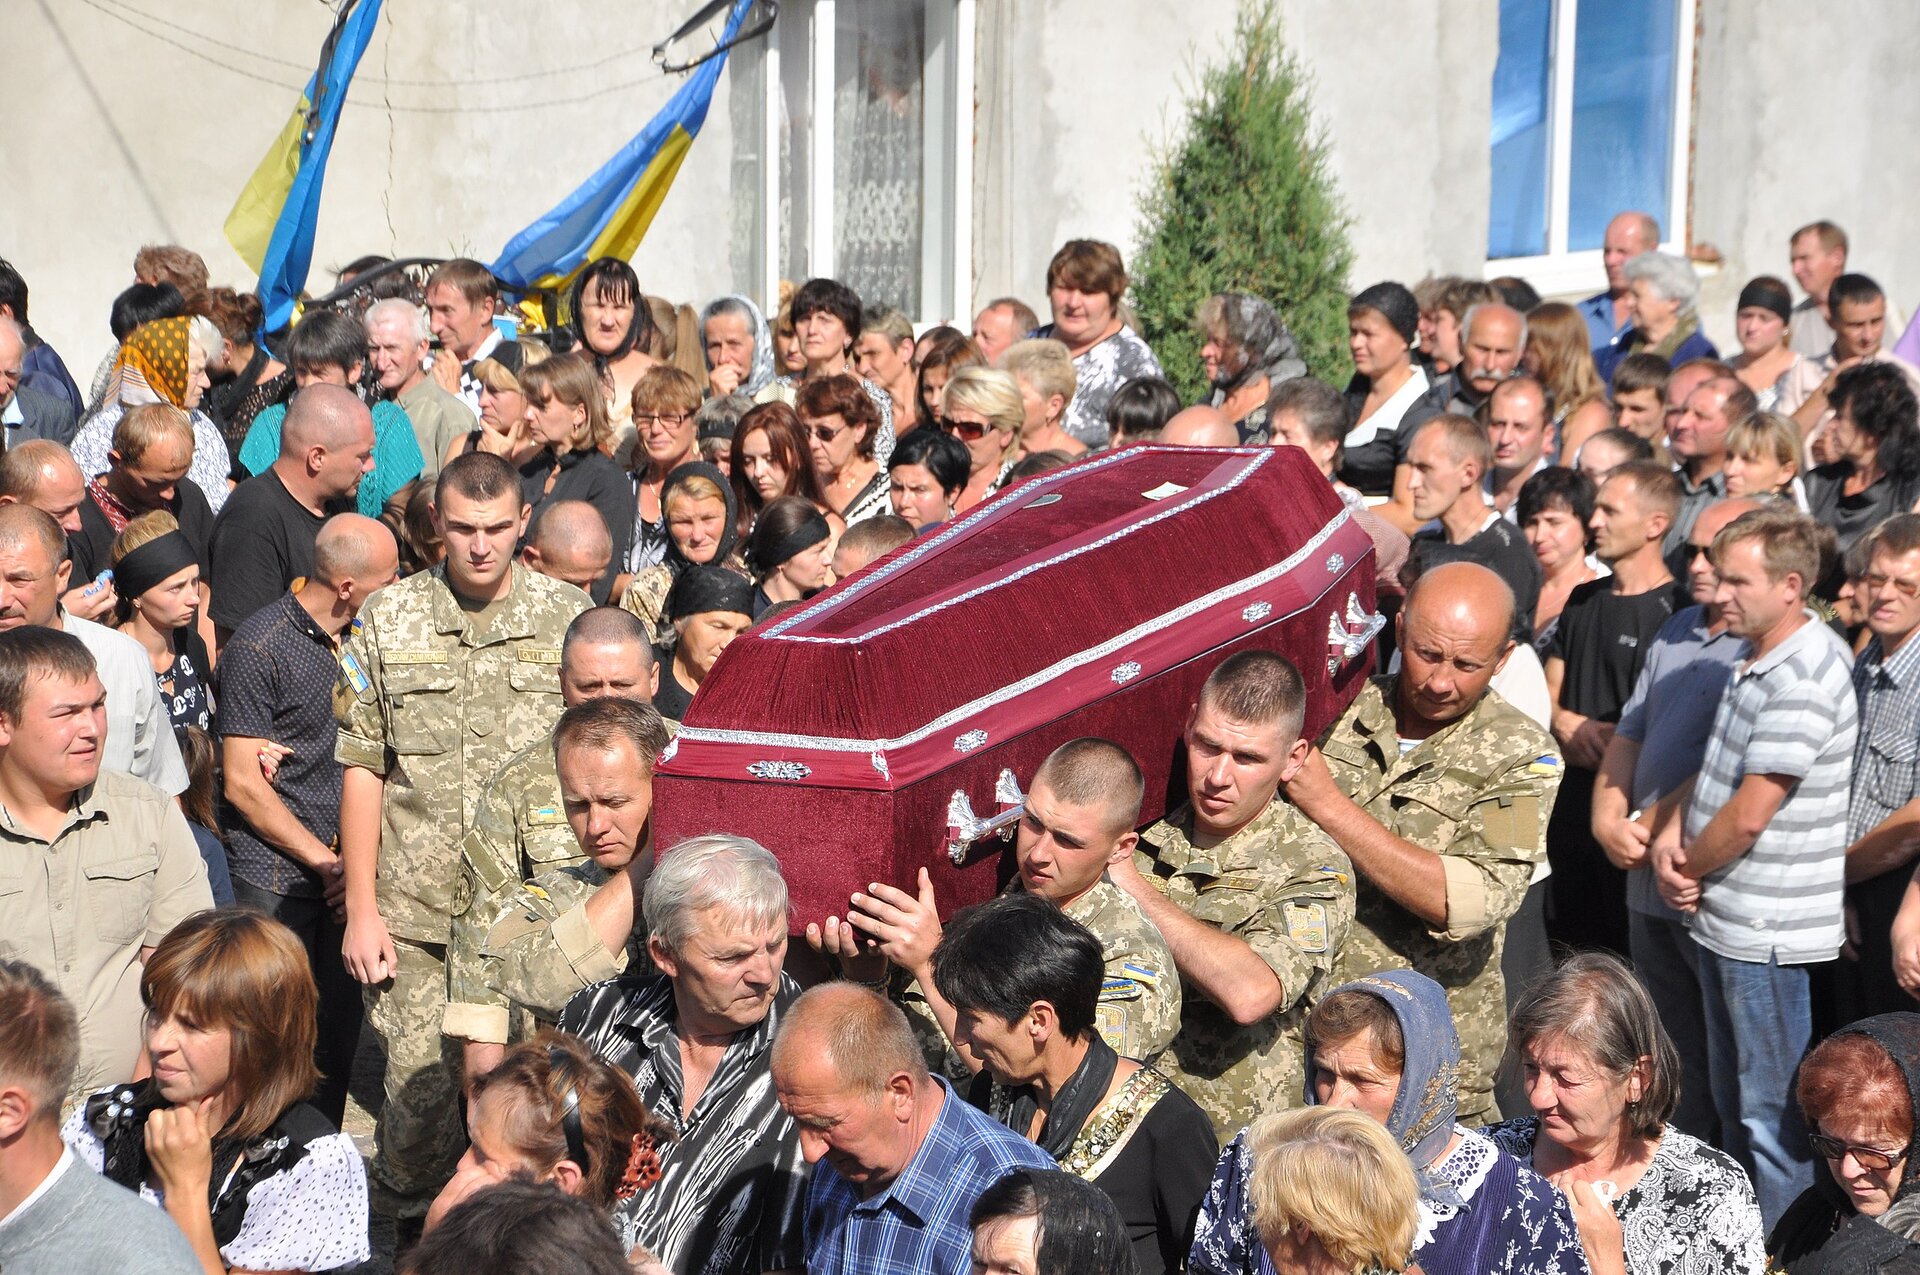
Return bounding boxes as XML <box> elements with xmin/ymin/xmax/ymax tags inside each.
<box><xmin>1189</xmin><ymin>969</ymin><xmax>1591</xmax><ymax>1275</ymax></box>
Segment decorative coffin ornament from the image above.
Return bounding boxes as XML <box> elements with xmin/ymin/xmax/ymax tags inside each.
<box><xmin>653</xmin><ymin>445</ymin><xmax>1380</xmax><ymax>926</ymax></box>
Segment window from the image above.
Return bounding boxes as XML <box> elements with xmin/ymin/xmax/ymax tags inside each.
<box><xmin>731</xmin><ymin>0</ymin><xmax>974</xmax><ymax>325</ymax></box>
<box><xmin>1487</xmin><ymin>0</ymin><xmax>1694</xmax><ymax>291</ymax></box>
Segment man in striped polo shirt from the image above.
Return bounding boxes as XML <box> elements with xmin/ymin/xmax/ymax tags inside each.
<box><xmin>1650</xmin><ymin>506</ymin><xmax>1858</xmax><ymax>1228</ymax></box>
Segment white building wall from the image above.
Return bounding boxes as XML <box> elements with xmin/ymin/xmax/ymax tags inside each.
<box><xmin>3</xmin><ymin>2</ymin><xmax>740</xmax><ymax>366</ymax></box>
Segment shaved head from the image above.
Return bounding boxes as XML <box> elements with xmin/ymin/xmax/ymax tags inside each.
<box><xmin>1396</xmin><ymin>562</ymin><xmax>1516</xmax><ymax>732</ymax></box>
<box><xmin>282</xmin><ymin>382</ymin><xmax>374</xmax><ymax>454</ymax></box>
<box><xmin>1159</xmin><ymin>405</ymin><xmax>1238</xmax><ymax>447</ymax></box>
<box><xmin>525</xmin><ymin>501</ymin><xmax>613</xmax><ymax>596</ymax></box>
<box><xmin>1692</xmin><ymin>497</ymin><xmax>1764</xmax><ymax>547</ymax></box>
<box><xmin>1406</xmin><ymin>561</ymin><xmax>1516</xmax><ymax>646</ymax></box>
<box><xmin>311</xmin><ymin>513</ymin><xmax>398</xmax><ymax>586</ymax></box>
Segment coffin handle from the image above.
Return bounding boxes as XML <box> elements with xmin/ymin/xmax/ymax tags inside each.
<box><xmin>946</xmin><ymin>769</ymin><xmax>1028</xmax><ymax>865</ymax></box>
<box><xmin>1326</xmin><ymin>592</ymin><xmax>1387</xmax><ymax>673</ymax></box>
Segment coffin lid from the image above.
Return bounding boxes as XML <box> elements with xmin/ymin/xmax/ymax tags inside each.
<box><xmin>666</xmin><ymin>445</ymin><xmax>1359</xmax><ymax>786</ymax></box>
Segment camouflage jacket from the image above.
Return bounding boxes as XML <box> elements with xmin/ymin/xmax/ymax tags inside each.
<box><xmin>481</xmin><ymin>860</ymin><xmax>649</xmax><ymax>1030</ymax></box>
<box><xmin>335</xmin><ymin>563</ymin><xmax>590</xmax><ymax>945</ymax></box>
<box><xmin>1318</xmin><ymin>676</ymin><xmax>1563</xmax><ymax>1124</ymax></box>
<box><xmin>898</xmin><ymin>874</ymin><xmax>1183</xmax><ymax>1080</ymax></box>
<box><xmin>1133</xmin><ymin>800</ymin><xmax>1355</xmax><ymax>1142</ymax></box>
<box><xmin>443</xmin><ymin>735</ymin><xmax>584</xmax><ymax>1040</ymax></box>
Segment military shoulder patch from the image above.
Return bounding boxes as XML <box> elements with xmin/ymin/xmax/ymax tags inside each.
<box><xmin>337</xmin><ymin>650</ymin><xmax>371</xmax><ymax>695</ymax></box>
<box><xmin>1283</xmin><ymin>900</ymin><xmax>1331</xmax><ymax>953</ymax></box>
<box><xmin>527</xmin><ymin>805</ymin><xmax>569</xmax><ymax>827</ymax></box>
<box><xmin>1526</xmin><ymin>754</ymin><xmax>1561</xmax><ymax>776</ymax></box>
<box><xmin>1099</xmin><ymin>976</ymin><xmax>1143</xmax><ymax>1002</ymax></box>
<box><xmin>1118</xmin><ymin>961</ymin><xmax>1159</xmax><ymax>987</ymax></box>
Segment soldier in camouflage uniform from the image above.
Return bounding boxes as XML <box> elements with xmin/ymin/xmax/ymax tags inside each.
<box><xmin>478</xmin><ymin>697</ymin><xmax>671</xmax><ymax>1022</ymax></box>
<box><xmin>816</xmin><ymin>738</ymin><xmax>1180</xmax><ymax>1079</ymax></box>
<box><xmin>1111</xmin><ymin>653</ymin><xmax>1357</xmax><ymax>1143</ymax></box>
<box><xmin>1281</xmin><ymin>562</ymin><xmax>1562</xmax><ymax>1126</ymax></box>
<box><xmin>443</xmin><ymin>607</ymin><xmax>662</xmax><ymax>1079</ymax></box>
<box><xmin>336</xmin><ymin>453</ymin><xmax>589</xmax><ymax>1218</ymax></box>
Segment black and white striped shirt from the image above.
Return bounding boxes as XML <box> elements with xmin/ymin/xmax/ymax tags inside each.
<box><xmin>558</xmin><ymin>972</ymin><xmax>808</xmax><ymax>1275</ymax></box>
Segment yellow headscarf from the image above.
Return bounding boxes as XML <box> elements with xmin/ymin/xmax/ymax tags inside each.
<box><xmin>113</xmin><ymin>316</ymin><xmax>194</xmax><ymax>407</ymax></box>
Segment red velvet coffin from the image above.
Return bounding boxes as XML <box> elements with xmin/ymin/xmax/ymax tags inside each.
<box><xmin>652</xmin><ymin>444</ymin><xmax>1380</xmax><ymax>927</ymax></box>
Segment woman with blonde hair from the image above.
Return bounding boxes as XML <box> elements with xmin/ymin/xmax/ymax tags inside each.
<box><xmin>109</xmin><ymin>509</ymin><xmax>211</xmax><ymax>738</ymax></box>
<box><xmin>1248</xmin><ymin>1107</ymin><xmax>1420</xmax><ymax>1275</ymax></box>
<box><xmin>1523</xmin><ymin>302</ymin><xmax>1613</xmax><ymax>458</ymax></box>
<box><xmin>943</xmin><ymin>365</ymin><xmax>1026</xmax><ymax>512</ymax></box>
<box><xmin>443</xmin><ymin>342</ymin><xmax>552</xmax><ymax>476</ymax></box>
<box><xmin>1723</xmin><ymin>410</ymin><xmax>1808</xmax><ymax>508</ymax></box>
<box><xmin>65</xmin><ymin>909</ymin><xmax>371</xmax><ymax>1273</ymax></box>
<box><xmin>520</xmin><ymin>350</ymin><xmax>634</xmax><ymax>597</ymax></box>
<box><xmin>1000</xmin><ymin>338</ymin><xmax>1086</xmax><ymax>459</ymax></box>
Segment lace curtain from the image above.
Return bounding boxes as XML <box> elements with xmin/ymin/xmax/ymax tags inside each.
<box><xmin>832</xmin><ymin>0</ymin><xmax>925</xmax><ymax>316</ymax></box>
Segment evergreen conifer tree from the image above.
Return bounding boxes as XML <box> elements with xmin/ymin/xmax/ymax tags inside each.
<box><xmin>1131</xmin><ymin>2</ymin><xmax>1354</xmax><ymax>402</ymax></box>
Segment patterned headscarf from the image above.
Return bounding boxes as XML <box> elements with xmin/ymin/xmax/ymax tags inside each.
<box><xmin>114</xmin><ymin>316</ymin><xmax>194</xmax><ymax>407</ymax></box>
<box><xmin>1307</xmin><ymin>968</ymin><xmax>1464</xmax><ymax>1205</ymax></box>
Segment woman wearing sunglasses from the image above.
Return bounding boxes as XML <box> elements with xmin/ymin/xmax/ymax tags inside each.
<box><xmin>796</xmin><ymin>374</ymin><xmax>890</xmax><ymax>526</ymax></box>
<box><xmin>942</xmin><ymin>366</ymin><xmax>1026</xmax><ymax>514</ymax></box>
<box><xmin>1769</xmin><ymin>1013</ymin><xmax>1920</xmax><ymax>1274</ymax></box>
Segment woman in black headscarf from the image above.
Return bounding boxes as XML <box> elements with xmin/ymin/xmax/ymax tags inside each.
<box><xmin>1769</xmin><ymin>1014</ymin><xmax>1920</xmax><ymax>1275</ymax></box>
<box><xmin>652</xmin><ymin>563</ymin><xmax>754</xmax><ymax>723</ymax></box>
<box><xmin>621</xmin><ymin>461</ymin><xmax>741</xmax><ymax>642</ymax></box>
<box><xmin>744</xmin><ymin>495</ymin><xmax>832</xmax><ymax>618</ymax></box>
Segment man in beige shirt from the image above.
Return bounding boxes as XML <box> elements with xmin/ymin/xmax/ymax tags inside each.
<box><xmin>1777</xmin><ymin>274</ymin><xmax>1920</xmax><ymax>460</ymax></box>
<box><xmin>0</xmin><ymin>626</ymin><xmax>210</xmax><ymax>1097</ymax></box>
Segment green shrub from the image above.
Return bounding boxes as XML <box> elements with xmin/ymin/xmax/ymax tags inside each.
<box><xmin>1131</xmin><ymin>1</ymin><xmax>1354</xmax><ymax>401</ymax></box>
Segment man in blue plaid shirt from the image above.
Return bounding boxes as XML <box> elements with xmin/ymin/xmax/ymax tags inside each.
<box><xmin>773</xmin><ymin>982</ymin><xmax>1051</xmax><ymax>1275</ymax></box>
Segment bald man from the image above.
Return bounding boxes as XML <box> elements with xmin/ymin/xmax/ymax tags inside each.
<box><xmin>208</xmin><ymin>383</ymin><xmax>376</xmax><ymax>639</ymax></box>
<box><xmin>0</xmin><ymin>317</ymin><xmax>77</xmax><ymax>447</ymax></box>
<box><xmin>1158</xmin><ymin>404</ymin><xmax>1239</xmax><ymax>447</ymax></box>
<box><xmin>521</xmin><ymin>499</ymin><xmax>613</xmax><ymax>605</ymax></box>
<box><xmin>218</xmin><ymin>513</ymin><xmax>399</xmax><ymax>1126</ymax></box>
<box><xmin>1590</xmin><ymin>496</ymin><xmax>1760</xmax><ymax>1140</ymax></box>
<box><xmin>0</xmin><ymin>442</ymin><xmax>115</xmax><ymax>622</ymax></box>
<box><xmin>1282</xmin><ymin>561</ymin><xmax>1562</xmax><ymax>1123</ymax></box>
<box><xmin>1580</xmin><ymin>211</ymin><xmax>1661</xmax><ymax>352</ymax></box>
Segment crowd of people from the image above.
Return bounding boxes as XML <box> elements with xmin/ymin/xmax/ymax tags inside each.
<box><xmin>2</xmin><ymin>207</ymin><xmax>1920</xmax><ymax>1275</ymax></box>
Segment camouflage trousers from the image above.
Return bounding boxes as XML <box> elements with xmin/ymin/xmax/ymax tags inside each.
<box><xmin>365</xmin><ymin>937</ymin><xmax>466</xmax><ymax>1215</ymax></box>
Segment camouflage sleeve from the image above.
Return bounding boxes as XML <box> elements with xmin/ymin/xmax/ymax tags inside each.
<box><xmin>441</xmin><ymin>775</ymin><xmax>529</xmax><ymax>1041</ymax></box>
<box><xmin>1181</xmin><ymin>842</ymin><xmax>1356</xmax><ymax>1014</ymax></box>
<box><xmin>1091</xmin><ymin>915</ymin><xmax>1182</xmax><ymax>1064</ymax></box>
<box><xmin>479</xmin><ymin>872</ymin><xmax>628</xmax><ymax>1022</ymax></box>
<box><xmin>895</xmin><ymin>979</ymin><xmax>976</xmax><ymax>1085</ymax></box>
<box><xmin>333</xmin><ymin>612</ymin><xmax>389</xmax><ymax>774</ymax></box>
<box><xmin>1434</xmin><ymin>752</ymin><xmax>1562</xmax><ymax>943</ymax></box>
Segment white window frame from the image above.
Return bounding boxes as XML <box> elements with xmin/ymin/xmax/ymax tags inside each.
<box><xmin>748</xmin><ymin>0</ymin><xmax>974</xmax><ymax>326</ymax></box>
<box><xmin>1483</xmin><ymin>0</ymin><xmax>1695</xmax><ymax>297</ymax></box>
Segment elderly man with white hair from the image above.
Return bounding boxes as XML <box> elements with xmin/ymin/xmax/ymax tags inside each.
<box><xmin>557</xmin><ymin>833</ymin><xmax>809</xmax><ymax>1275</ymax></box>
<box><xmin>1596</xmin><ymin>252</ymin><xmax>1720</xmax><ymax>382</ymax></box>
<box><xmin>0</xmin><ymin>318</ymin><xmax>77</xmax><ymax>447</ymax></box>
<box><xmin>366</xmin><ymin>297</ymin><xmax>468</xmax><ymax>480</ymax></box>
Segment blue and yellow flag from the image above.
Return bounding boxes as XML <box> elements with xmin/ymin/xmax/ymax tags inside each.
<box><xmin>489</xmin><ymin>0</ymin><xmax>753</xmax><ymax>292</ymax></box>
<box><xmin>224</xmin><ymin>0</ymin><xmax>384</xmax><ymax>331</ymax></box>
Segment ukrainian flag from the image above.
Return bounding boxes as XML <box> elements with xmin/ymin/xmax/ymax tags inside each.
<box><xmin>224</xmin><ymin>0</ymin><xmax>384</xmax><ymax>331</ymax></box>
<box><xmin>489</xmin><ymin>0</ymin><xmax>754</xmax><ymax>292</ymax></box>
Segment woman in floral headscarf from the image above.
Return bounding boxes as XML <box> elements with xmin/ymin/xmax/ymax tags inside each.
<box><xmin>70</xmin><ymin>315</ymin><xmax>234</xmax><ymax>512</ymax></box>
<box><xmin>1189</xmin><ymin>969</ymin><xmax>1590</xmax><ymax>1275</ymax></box>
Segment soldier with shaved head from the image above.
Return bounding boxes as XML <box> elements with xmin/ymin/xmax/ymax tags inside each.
<box><xmin>520</xmin><ymin>498</ymin><xmax>614</xmax><ymax>604</ymax></box>
<box><xmin>1284</xmin><ymin>561</ymin><xmax>1563</xmax><ymax>1124</ymax></box>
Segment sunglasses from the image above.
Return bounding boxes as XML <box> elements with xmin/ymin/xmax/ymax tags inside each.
<box><xmin>809</xmin><ymin>423</ymin><xmax>850</xmax><ymax>444</ymax></box>
<box><xmin>1809</xmin><ymin>1132</ymin><xmax>1910</xmax><ymax>1171</ymax></box>
<box><xmin>939</xmin><ymin>416</ymin><xmax>990</xmax><ymax>442</ymax></box>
